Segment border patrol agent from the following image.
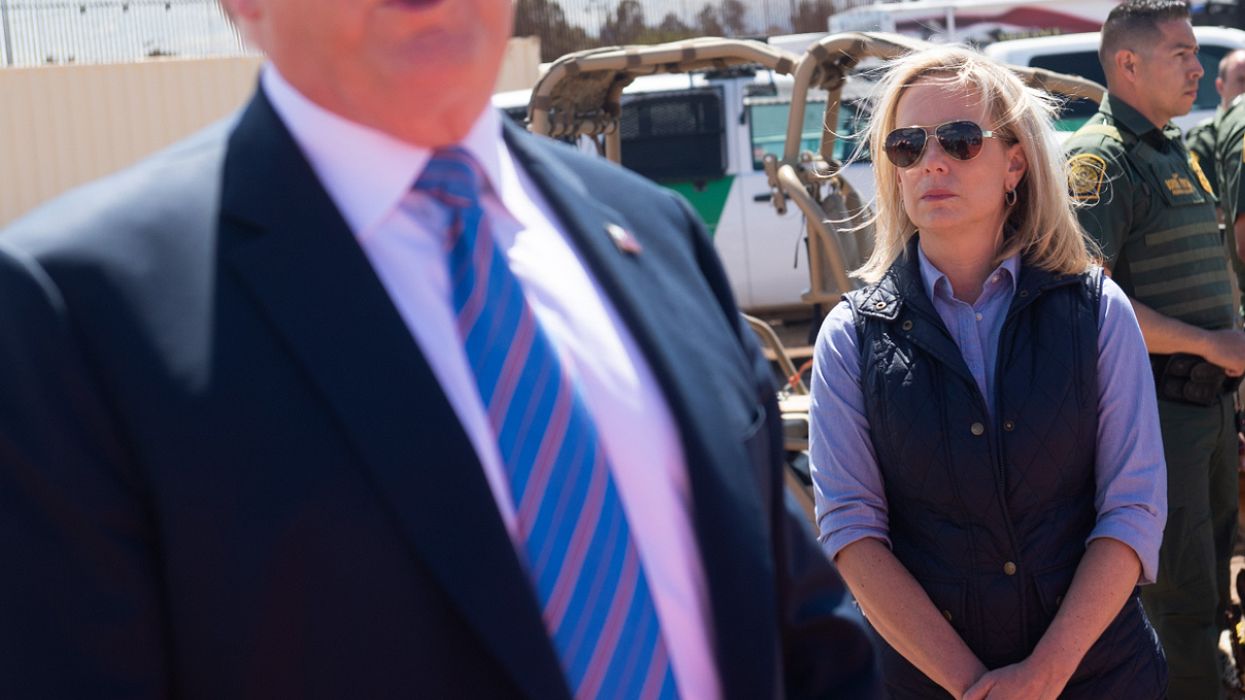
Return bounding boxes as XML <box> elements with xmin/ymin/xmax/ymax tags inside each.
<box><xmin>1188</xmin><ymin>49</ymin><xmax>1245</xmax><ymax>301</ymax></box>
<box><xmin>1065</xmin><ymin>3</ymin><xmax>1245</xmax><ymax>698</ymax></box>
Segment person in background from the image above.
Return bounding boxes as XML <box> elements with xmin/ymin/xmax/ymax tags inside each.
<box><xmin>0</xmin><ymin>0</ymin><xmax>878</xmax><ymax>697</ymax></box>
<box><xmin>1187</xmin><ymin>48</ymin><xmax>1245</xmax><ymax>312</ymax></box>
<box><xmin>1065</xmin><ymin>3</ymin><xmax>1245</xmax><ymax>697</ymax></box>
<box><xmin>1184</xmin><ymin>48</ymin><xmax>1245</xmax><ymax>203</ymax></box>
<box><xmin>811</xmin><ymin>44</ymin><xmax>1167</xmax><ymax>699</ymax></box>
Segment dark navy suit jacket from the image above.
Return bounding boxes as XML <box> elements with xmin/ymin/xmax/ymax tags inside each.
<box><xmin>0</xmin><ymin>88</ymin><xmax>877</xmax><ymax>699</ymax></box>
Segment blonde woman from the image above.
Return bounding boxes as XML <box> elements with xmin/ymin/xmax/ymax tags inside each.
<box><xmin>810</xmin><ymin>46</ymin><xmax>1168</xmax><ymax>699</ymax></box>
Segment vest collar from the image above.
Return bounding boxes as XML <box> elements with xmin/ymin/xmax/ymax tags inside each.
<box><xmin>855</xmin><ymin>236</ymin><xmax>1080</xmax><ymax>322</ymax></box>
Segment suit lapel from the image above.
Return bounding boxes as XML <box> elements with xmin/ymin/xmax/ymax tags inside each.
<box><xmin>218</xmin><ymin>90</ymin><xmax>569</xmax><ymax>700</ymax></box>
<box><xmin>504</xmin><ymin>123</ymin><xmax>779</xmax><ymax>698</ymax></box>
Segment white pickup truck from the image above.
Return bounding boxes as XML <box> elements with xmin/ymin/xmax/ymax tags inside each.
<box><xmin>985</xmin><ymin>26</ymin><xmax>1245</xmax><ymax>132</ymax></box>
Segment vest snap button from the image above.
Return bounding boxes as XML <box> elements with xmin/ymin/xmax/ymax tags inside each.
<box><xmin>970</xmin><ymin>422</ymin><xmax>985</xmax><ymax>436</ymax></box>
<box><xmin>942</xmin><ymin>609</ymin><xmax>953</xmax><ymax>622</ymax></box>
<box><xmin>1003</xmin><ymin>420</ymin><xmax>1015</xmax><ymax>432</ymax></box>
<box><xmin>874</xmin><ymin>301</ymin><xmax>886</xmax><ymax>309</ymax></box>
<box><xmin>901</xmin><ymin>319</ymin><xmax>913</xmax><ymax>331</ymax></box>
<box><xmin>1003</xmin><ymin>561</ymin><xmax>1017</xmax><ymax>576</ymax></box>
<box><xmin>1018</xmin><ymin>290</ymin><xmax>1029</xmax><ymax>298</ymax></box>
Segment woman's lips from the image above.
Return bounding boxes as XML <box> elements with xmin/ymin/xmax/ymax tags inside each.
<box><xmin>921</xmin><ymin>189</ymin><xmax>955</xmax><ymax>201</ymax></box>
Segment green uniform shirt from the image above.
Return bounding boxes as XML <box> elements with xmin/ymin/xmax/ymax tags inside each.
<box><xmin>1186</xmin><ymin>115</ymin><xmax>1219</xmax><ymax>200</ymax></box>
<box><xmin>1214</xmin><ymin>96</ymin><xmax>1245</xmax><ymax>227</ymax></box>
<box><xmin>1065</xmin><ymin>93</ymin><xmax>1233</xmax><ymax>330</ymax></box>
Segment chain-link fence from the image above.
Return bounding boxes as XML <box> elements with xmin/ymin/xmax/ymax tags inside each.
<box><xmin>0</xmin><ymin>0</ymin><xmax>247</xmax><ymax>67</ymax></box>
<box><xmin>0</xmin><ymin>0</ymin><xmax>867</xmax><ymax>68</ymax></box>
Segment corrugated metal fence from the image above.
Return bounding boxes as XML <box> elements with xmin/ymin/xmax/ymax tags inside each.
<box><xmin>0</xmin><ymin>0</ymin><xmax>249</xmax><ymax>67</ymax></box>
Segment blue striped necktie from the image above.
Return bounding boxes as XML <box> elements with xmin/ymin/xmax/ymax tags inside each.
<box><xmin>413</xmin><ymin>147</ymin><xmax>678</xmax><ymax>700</ymax></box>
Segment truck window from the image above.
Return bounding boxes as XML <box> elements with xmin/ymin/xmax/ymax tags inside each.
<box><xmin>747</xmin><ymin>99</ymin><xmax>870</xmax><ymax>170</ymax></box>
<box><xmin>1030</xmin><ymin>45</ymin><xmax>1229</xmax><ymax>127</ymax></box>
<box><xmin>618</xmin><ymin>88</ymin><xmax>727</xmax><ymax>182</ymax></box>
<box><xmin>1028</xmin><ymin>51</ymin><xmax>1107</xmax><ymax>128</ymax></box>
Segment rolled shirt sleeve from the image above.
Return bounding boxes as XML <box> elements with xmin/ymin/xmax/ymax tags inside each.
<box><xmin>808</xmin><ymin>300</ymin><xmax>891</xmax><ymax>560</ymax></box>
<box><xmin>1089</xmin><ymin>275</ymin><xmax>1168</xmax><ymax>585</ymax></box>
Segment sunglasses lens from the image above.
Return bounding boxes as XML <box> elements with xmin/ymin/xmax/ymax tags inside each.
<box><xmin>884</xmin><ymin>127</ymin><xmax>926</xmax><ymax>168</ymax></box>
<box><xmin>936</xmin><ymin>121</ymin><xmax>985</xmax><ymax>161</ymax></box>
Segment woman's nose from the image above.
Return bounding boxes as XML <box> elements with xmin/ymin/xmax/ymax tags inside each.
<box><xmin>918</xmin><ymin>137</ymin><xmax>951</xmax><ymax>171</ymax></box>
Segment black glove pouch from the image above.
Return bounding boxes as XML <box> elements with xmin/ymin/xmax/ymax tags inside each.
<box><xmin>1153</xmin><ymin>353</ymin><xmax>1234</xmax><ymax>407</ymax></box>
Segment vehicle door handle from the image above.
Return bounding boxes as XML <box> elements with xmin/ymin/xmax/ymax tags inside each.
<box><xmin>754</xmin><ymin>192</ymin><xmax>789</xmax><ymax>202</ymax></box>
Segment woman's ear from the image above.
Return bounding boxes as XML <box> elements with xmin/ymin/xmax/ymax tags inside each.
<box><xmin>1006</xmin><ymin>142</ymin><xmax>1028</xmax><ymax>191</ymax></box>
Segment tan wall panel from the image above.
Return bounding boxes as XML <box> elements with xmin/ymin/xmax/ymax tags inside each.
<box><xmin>0</xmin><ymin>56</ymin><xmax>262</xmax><ymax>226</ymax></box>
<box><xmin>498</xmin><ymin>36</ymin><xmax>542</xmax><ymax>94</ymax></box>
<box><xmin>0</xmin><ymin>38</ymin><xmax>542</xmax><ymax>227</ymax></box>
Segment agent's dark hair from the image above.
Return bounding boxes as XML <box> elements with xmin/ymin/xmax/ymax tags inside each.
<box><xmin>1098</xmin><ymin>0</ymin><xmax>1192</xmax><ymax>75</ymax></box>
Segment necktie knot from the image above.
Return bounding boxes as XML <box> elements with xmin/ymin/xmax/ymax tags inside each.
<box><xmin>413</xmin><ymin>146</ymin><xmax>485</xmax><ymax>212</ymax></box>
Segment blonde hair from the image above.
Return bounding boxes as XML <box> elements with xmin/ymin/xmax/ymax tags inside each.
<box><xmin>853</xmin><ymin>45</ymin><xmax>1099</xmax><ymax>284</ymax></box>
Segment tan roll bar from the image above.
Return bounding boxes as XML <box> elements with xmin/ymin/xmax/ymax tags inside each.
<box><xmin>776</xmin><ymin>31</ymin><xmax>1107</xmax><ymax>307</ymax></box>
<box><xmin>526</xmin><ymin>37</ymin><xmax>800</xmax><ymax>160</ymax></box>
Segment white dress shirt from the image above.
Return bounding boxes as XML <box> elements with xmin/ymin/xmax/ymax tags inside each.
<box><xmin>261</xmin><ymin>66</ymin><xmax>720</xmax><ymax>699</ymax></box>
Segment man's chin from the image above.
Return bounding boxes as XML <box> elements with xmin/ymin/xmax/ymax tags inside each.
<box><xmin>385</xmin><ymin>102</ymin><xmax>485</xmax><ymax>147</ymax></box>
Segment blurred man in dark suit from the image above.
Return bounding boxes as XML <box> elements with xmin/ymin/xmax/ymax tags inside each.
<box><xmin>0</xmin><ymin>0</ymin><xmax>877</xmax><ymax>697</ymax></box>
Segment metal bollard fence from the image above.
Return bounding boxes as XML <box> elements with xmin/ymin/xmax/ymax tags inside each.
<box><xmin>0</xmin><ymin>0</ymin><xmax>251</xmax><ymax>68</ymax></box>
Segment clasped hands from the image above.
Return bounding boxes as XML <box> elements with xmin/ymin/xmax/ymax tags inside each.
<box><xmin>961</xmin><ymin>658</ymin><xmax>1069</xmax><ymax>700</ymax></box>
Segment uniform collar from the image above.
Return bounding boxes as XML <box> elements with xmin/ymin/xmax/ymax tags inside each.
<box><xmin>1102</xmin><ymin>93</ymin><xmax>1181</xmax><ymax>148</ymax></box>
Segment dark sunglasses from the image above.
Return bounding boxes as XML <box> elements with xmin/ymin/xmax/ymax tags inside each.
<box><xmin>883</xmin><ymin>120</ymin><xmax>1001</xmax><ymax>168</ymax></box>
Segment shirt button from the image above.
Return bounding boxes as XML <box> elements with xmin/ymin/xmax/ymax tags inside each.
<box><xmin>942</xmin><ymin>609</ymin><xmax>953</xmax><ymax>622</ymax></box>
<box><xmin>970</xmin><ymin>422</ymin><xmax>985</xmax><ymax>436</ymax></box>
<box><xmin>1003</xmin><ymin>420</ymin><xmax>1015</xmax><ymax>432</ymax></box>
<box><xmin>1003</xmin><ymin>561</ymin><xmax>1017</xmax><ymax>576</ymax></box>
<box><xmin>975</xmin><ymin>312</ymin><xmax>983</xmax><ymax>321</ymax></box>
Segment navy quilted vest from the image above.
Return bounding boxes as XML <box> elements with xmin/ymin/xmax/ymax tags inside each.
<box><xmin>845</xmin><ymin>240</ymin><xmax>1166</xmax><ymax>698</ymax></box>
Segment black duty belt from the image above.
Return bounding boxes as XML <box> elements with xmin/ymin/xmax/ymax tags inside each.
<box><xmin>1150</xmin><ymin>353</ymin><xmax>1242</xmax><ymax>407</ymax></box>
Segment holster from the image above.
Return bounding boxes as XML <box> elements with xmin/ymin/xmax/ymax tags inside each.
<box><xmin>1151</xmin><ymin>353</ymin><xmax>1242</xmax><ymax>407</ymax></box>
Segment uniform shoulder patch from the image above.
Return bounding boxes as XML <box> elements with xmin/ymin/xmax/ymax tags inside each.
<box><xmin>1067</xmin><ymin>153</ymin><xmax>1108</xmax><ymax>202</ymax></box>
<box><xmin>1189</xmin><ymin>152</ymin><xmax>1213</xmax><ymax>194</ymax></box>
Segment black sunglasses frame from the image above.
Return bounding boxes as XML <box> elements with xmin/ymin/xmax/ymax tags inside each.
<box><xmin>883</xmin><ymin>120</ymin><xmax>1001</xmax><ymax>168</ymax></box>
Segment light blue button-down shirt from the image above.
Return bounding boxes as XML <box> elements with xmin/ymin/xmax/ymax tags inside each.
<box><xmin>917</xmin><ymin>246</ymin><xmax>1019</xmax><ymax>417</ymax></box>
<box><xmin>809</xmin><ymin>248</ymin><xmax>1167</xmax><ymax>584</ymax></box>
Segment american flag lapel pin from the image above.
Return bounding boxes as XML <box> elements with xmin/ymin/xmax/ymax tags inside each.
<box><xmin>604</xmin><ymin>222</ymin><xmax>642</xmax><ymax>255</ymax></box>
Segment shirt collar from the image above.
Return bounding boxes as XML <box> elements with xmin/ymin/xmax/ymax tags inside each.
<box><xmin>260</xmin><ymin>64</ymin><xmax>506</xmax><ymax>239</ymax></box>
<box><xmin>916</xmin><ymin>243</ymin><xmax>1020</xmax><ymax>303</ymax></box>
<box><xmin>1101</xmin><ymin>93</ymin><xmax>1179</xmax><ymax>147</ymax></box>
